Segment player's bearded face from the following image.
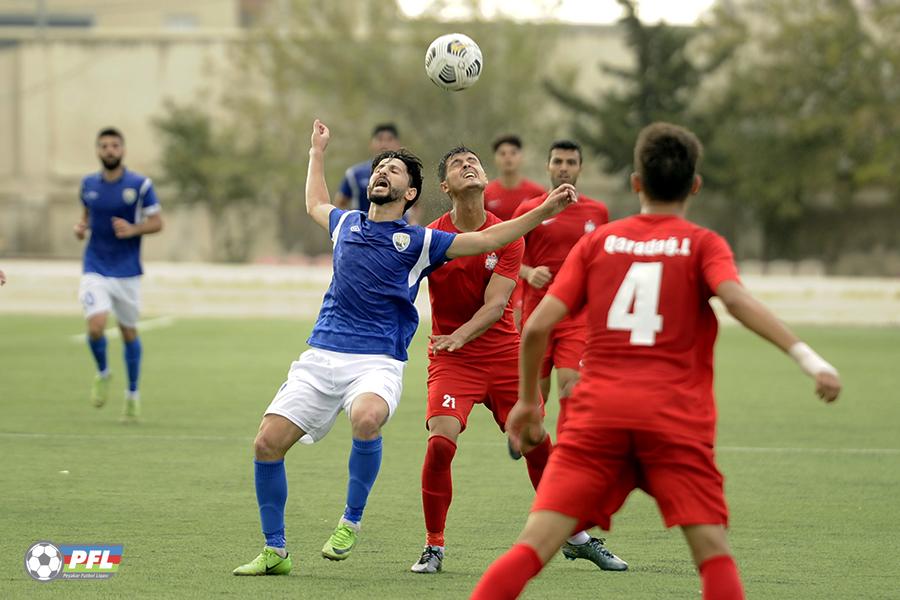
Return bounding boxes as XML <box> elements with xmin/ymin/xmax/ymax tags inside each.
<box><xmin>96</xmin><ymin>137</ymin><xmax>124</xmax><ymax>171</ymax></box>
<box><xmin>367</xmin><ymin>165</ymin><xmax>408</xmax><ymax>205</ymax></box>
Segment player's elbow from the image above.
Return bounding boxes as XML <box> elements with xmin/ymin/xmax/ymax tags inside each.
<box><xmin>521</xmin><ymin>318</ymin><xmax>551</xmax><ymax>345</ymax></box>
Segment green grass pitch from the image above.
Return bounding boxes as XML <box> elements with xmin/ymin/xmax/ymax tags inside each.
<box><xmin>0</xmin><ymin>315</ymin><xmax>898</xmax><ymax>599</ymax></box>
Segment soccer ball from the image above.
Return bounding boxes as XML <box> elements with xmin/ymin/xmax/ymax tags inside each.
<box><xmin>25</xmin><ymin>542</ymin><xmax>63</xmax><ymax>581</ymax></box>
<box><xmin>425</xmin><ymin>33</ymin><xmax>483</xmax><ymax>91</ymax></box>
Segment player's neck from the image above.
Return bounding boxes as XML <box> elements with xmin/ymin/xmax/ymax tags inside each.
<box><xmin>640</xmin><ymin>196</ymin><xmax>687</xmax><ymax>217</ymax></box>
<box><xmin>368</xmin><ymin>201</ymin><xmax>406</xmax><ymax>222</ymax></box>
<box><xmin>101</xmin><ymin>166</ymin><xmax>125</xmax><ymax>182</ymax></box>
<box><xmin>450</xmin><ymin>196</ymin><xmax>487</xmax><ymax>232</ymax></box>
<box><xmin>499</xmin><ymin>173</ymin><xmax>521</xmax><ymax>189</ymax></box>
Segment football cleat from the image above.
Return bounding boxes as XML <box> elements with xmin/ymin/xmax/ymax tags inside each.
<box><xmin>91</xmin><ymin>374</ymin><xmax>111</xmax><ymax>408</ymax></box>
<box><xmin>120</xmin><ymin>393</ymin><xmax>140</xmax><ymax>424</ymax></box>
<box><xmin>562</xmin><ymin>537</ymin><xmax>628</xmax><ymax>571</ymax></box>
<box><xmin>232</xmin><ymin>547</ymin><xmax>292</xmax><ymax>576</ymax></box>
<box><xmin>322</xmin><ymin>520</ymin><xmax>358</xmax><ymax>561</ymax></box>
<box><xmin>410</xmin><ymin>545</ymin><xmax>444</xmax><ymax>574</ymax></box>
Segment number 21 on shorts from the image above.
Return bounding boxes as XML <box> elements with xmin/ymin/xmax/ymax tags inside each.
<box><xmin>442</xmin><ymin>394</ymin><xmax>456</xmax><ymax>409</ymax></box>
<box><xmin>607</xmin><ymin>262</ymin><xmax>663</xmax><ymax>346</ymax></box>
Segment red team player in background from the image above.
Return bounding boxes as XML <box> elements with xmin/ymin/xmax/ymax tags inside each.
<box><xmin>484</xmin><ymin>135</ymin><xmax>545</xmax><ymax>329</ymax></box>
<box><xmin>470</xmin><ymin>123</ymin><xmax>842</xmax><ymax>600</ymax></box>
<box><xmin>513</xmin><ymin>140</ymin><xmax>609</xmax><ymax>428</ymax></box>
<box><xmin>413</xmin><ymin>147</ymin><xmax>622</xmax><ymax>574</ymax></box>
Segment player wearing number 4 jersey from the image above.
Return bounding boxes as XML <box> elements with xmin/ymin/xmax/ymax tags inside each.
<box><xmin>411</xmin><ymin>147</ymin><xmax>624</xmax><ymax>574</ymax></box>
<box><xmin>471</xmin><ymin>123</ymin><xmax>843</xmax><ymax>600</ymax></box>
<box><xmin>234</xmin><ymin>120</ymin><xmax>578</xmax><ymax>577</ymax></box>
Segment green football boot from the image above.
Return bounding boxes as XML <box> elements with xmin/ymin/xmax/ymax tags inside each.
<box><xmin>120</xmin><ymin>393</ymin><xmax>141</xmax><ymax>424</ymax></box>
<box><xmin>233</xmin><ymin>547</ymin><xmax>292</xmax><ymax>576</ymax></box>
<box><xmin>91</xmin><ymin>374</ymin><xmax>111</xmax><ymax>408</ymax></box>
<box><xmin>321</xmin><ymin>520</ymin><xmax>359</xmax><ymax>561</ymax></box>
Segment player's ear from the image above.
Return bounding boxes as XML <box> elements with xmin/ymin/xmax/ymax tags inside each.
<box><xmin>630</xmin><ymin>173</ymin><xmax>642</xmax><ymax>194</ymax></box>
<box><xmin>405</xmin><ymin>187</ymin><xmax>417</xmax><ymax>203</ymax></box>
<box><xmin>691</xmin><ymin>174</ymin><xmax>702</xmax><ymax>195</ymax></box>
<box><xmin>439</xmin><ymin>180</ymin><xmax>449</xmax><ymax>194</ymax></box>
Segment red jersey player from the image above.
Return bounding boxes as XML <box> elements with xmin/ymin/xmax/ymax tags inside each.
<box><xmin>484</xmin><ymin>135</ymin><xmax>545</xmax><ymax>329</ymax></box>
<box><xmin>412</xmin><ymin>147</ymin><xmax>624</xmax><ymax>574</ymax></box>
<box><xmin>470</xmin><ymin>123</ymin><xmax>842</xmax><ymax>600</ymax></box>
<box><xmin>512</xmin><ymin>140</ymin><xmax>609</xmax><ymax>425</ymax></box>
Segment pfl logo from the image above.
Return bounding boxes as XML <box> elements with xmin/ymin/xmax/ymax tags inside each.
<box><xmin>25</xmin><ymin>541</ymin><xmax>123</xmax><ymax>581</ymax></box>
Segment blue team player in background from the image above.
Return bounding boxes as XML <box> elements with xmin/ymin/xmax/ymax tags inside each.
<box><xmin>333</xmin><ymin>123</ymin><xmax>401</xmax><ymax>213</ymax></box>
<box><xmin>74</xmin><ymin>127</ymin><xmax>163</xmax><ymax>423</ymax></box>
<box><xmin>233</xmin><ymin>119</ymin><xmax>578</xmax><ymax>576</ymax></box>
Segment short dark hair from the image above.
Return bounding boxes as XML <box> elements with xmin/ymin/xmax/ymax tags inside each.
<box><xmin>97</xmin><ymin>127</ymin><xmax>124</xmax><ymax>142</ymax></box>
<box><xmin>492</xmin><ymin>134</ymin><xmax>522</xmax><ymax>153</ymax></box>
<box><xmin>548</xmin><ymin>139</ymin><xmax>581</xmax><ymax>163</ymax></box>
<box><xmin>371</xmin><ymin>148</ymin><xmax>423</xmax><ymax>211</ymax></box>
<box><xmin>371</xmin><ymin>123</ymin><xmax>399</xmax><ymax>139</ymax></box>
<box><xmin>634</xmin><ymin>122</ymin><xmax>703</xmax><ymax>202</ymax></box>
<box><xmin>438</xmin><ymin>146</ymin><xmax>481</xmax><ymax>183</ymax></box>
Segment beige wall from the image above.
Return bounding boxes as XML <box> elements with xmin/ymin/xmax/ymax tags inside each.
<box><xmin>0</xmin><ymin>0</ymin><xmax>238</xmax><ymax>29</ymax></box>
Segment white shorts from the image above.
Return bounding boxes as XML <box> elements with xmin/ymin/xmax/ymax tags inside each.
<box><xmin>265</xmin><ymin>348</ymin><xmax>405</xmax><ymax>444</ymax></box>
<box><xmin>78</xmin><ymin>273</ymin><xmax>141</xmax><ymax>327</ymax></box>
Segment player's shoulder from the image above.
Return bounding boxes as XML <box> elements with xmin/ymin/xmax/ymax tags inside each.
<box><xmin>81</xmin><ymin>172</ymin><xmax>102</xmax><ymax>187</ymax></box>
<box><xmin>351</xmin><ymin>160</ymin><xmax>371</xmax><ymax>175</ymax></box>
<box><xmin>426</xmin><ymin>212</ymin><xmax>454</xmax><ymax>232</ymax></box>
<box><xmin>522</xmin><ymin>179</ymin><xmax>545</xmax><ymax>194</ymax></box>
<box><xmin>516</xmin><ymin>194</ymin><xmax>545</xmax><ymax>213</ymax></box>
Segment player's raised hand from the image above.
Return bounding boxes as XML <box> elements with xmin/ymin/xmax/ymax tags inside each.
<box><xmin>311</xmin><ymin>119</ymin><xmax>330</xmax><ymax>153</ymax></box>
<box><xmin>430</xmin><ymin>333</ymin><xmax>466</xmax><ymax>354</ymax></box>
<box><xmin>506</xmin><ymin>399</ymin><xmax>546</xmax><ymax>456</ymax></box>
<box><xmin>540</xmin><ymin>183</ymin><xmax>577</xmax><ymax>216</ymax></box>
<box><xmin>111</xmin><ymin>217</ymin><xmax>137</xmax><ymax>239</ymax></box>
<box><xmin>815</xmin><ymin>370</ymin><xmax>841</xmax><ymax>403</ymax></box>
<box><xmin>73</xmin><ymin>221</ymin><xmax>88</xmax><ymax>240</ymax></box>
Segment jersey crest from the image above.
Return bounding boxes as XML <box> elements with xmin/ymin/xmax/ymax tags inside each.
<box><xmin>392</xmin><ymin>232</ymin><xmax>411</xmax><ymax>252</ymax></box>
<box><xmin>485</xmin><ymin>252</ymin><xmax>498</xmax><ymax>271</ymax></box>
<box><xmin>122</xmin><ymin>188</ymin><xmax>137</xmax><ymax>204</ymax></box>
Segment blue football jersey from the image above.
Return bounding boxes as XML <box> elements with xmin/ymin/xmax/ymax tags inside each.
<box><xmin>308</xmin><ymin>209</ymin><xmax>456</xmax><ymax>361</ymax></box>
<box><xmin>80</xmin><ymin>169</ymin><xmax>160</xmax><ymax>277</ymax></box>
<box><xmin>338</xmin><ymin>161</ymin><xmax>372</xmax><ymax>212</ymax></box>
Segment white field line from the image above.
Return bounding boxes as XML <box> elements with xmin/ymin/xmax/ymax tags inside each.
<box><xmin>67</xmin><ymin>316</ymin><xmax>176</xmax><ymax>342</ymax></box>
<box><xmin>0</xmin><ymin>431</ymin><xmax>898</xmax><ymax>455</ymax></box>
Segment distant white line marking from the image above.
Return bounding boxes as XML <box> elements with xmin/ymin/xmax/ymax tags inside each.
<box><xmin>68</xmin><ymin>316</ymin><xmax>175</xmax><ymax>342</ymax></box>
<box><xmin>0</xmin><ymin>431</ymin><xmax>898</xmax><ymax>455</ymax></box>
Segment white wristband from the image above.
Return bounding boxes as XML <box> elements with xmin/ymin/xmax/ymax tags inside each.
<box><xmin>788</xmin><ymin>342</ymin><xmax>837</xmax><ymax>378</ymax></box>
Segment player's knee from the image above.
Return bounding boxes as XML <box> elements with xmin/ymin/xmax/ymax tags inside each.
<box><xmin>253</xmin><ymin>432</ymin><xmax>285</xmax><ymax>461</ymax></box>
<box><xmin>350</xmin><ymin>411</ymin><xmax>382</xmax><ymax>440</ymax></box>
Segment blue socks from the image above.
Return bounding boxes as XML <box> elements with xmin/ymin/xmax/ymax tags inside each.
<box><xmin>254</xmin><ymin>459</ymin><xmax>288</xmax><ymax>548</ymax></box>
<box><xmin>87</xmin><ymin>335</ymin><xmax>108</xmax><ymax>374</ymax></box>
<box><xmin>343</xmin><ymin>437</ymin><xmax>383</xmax><ymax>524</ymax></box>
<box><xmin>124</xmin><ymin>338</ymin><xmax>141</xmax><ymax>393</ymax></box>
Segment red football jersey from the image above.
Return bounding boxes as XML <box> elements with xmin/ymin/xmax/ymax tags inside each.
<box><xmin>513</xmin><ymin>193</ymin><xmax>609</xmax><ymax>325</ymax></box>
<box><xmin>547</xmin><ymin>214</ymin><xmax>740</xmax><ymax>444</ymax></box>
<box><xmin>484</xmin><ymin>179</ymin><xmax>545</xmax><ymax>221</ymax></box>
<box><xmin>427</xmin><ymin>212</ymin><xmax>524</xmax><ymax>358</ymax></box>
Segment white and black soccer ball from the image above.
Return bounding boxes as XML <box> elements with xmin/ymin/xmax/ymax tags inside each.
<box><xmin>25</xmin><ymin>542</ymin><xmax>63</xmax><ymax>581</ymax></box>
<box><xmin>425</xmin><ymin>33</ymin><xmax>483</xmax><ymax>91</ymax></box>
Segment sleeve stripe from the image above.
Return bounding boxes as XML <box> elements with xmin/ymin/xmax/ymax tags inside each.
<box><xmin>331</xmin><ymin>210</ymin><xmax>353</xmax><ymax>248</ymax></box>
<box><xmin>407</xmin><ymin>228</ymin><xmax>433</xmax><ymax>288</ymax></box>
<box><xmin>135</xmin><ymin>178</ymin><xmax>153</xmax><ymax>222</ymax></box>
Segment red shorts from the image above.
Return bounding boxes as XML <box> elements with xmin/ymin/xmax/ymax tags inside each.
<box><xmin>540</xmin><ymin>325</ymin><xmax>585</xmax><ymax>379</ymax></box>
<box><xmin>426</xmin><ymin>353</ymin><xmax>542</xmax><ymax>432</ymax></box>
<box><xmin>532</xmin><ymin>427</ymin><xmax>728</xmax><ymax>530</ymax></box>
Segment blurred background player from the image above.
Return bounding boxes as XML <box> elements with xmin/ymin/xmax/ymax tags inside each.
<box><xmin>484</xmin><ymin>134</ymin><xmax>545</xmax><ymax>329</ymax></box>
<box><xmin>471</xmin><ymin>122</ymin><xmax>842</xmax><ymax>600</ymax></box>
<box><xmin>234</xmin><ymin>120</ymin><xmax>578</xmax><ymax>577</ymax></box>
<box><xmin>412</xmin><ymin>146</ymin><xmax>623</xmax><ymax>574</ymax></box>
<box><xmin>74</xmin><ymin>127</ymin><xmax>163</xmax><ymax>423</ymax></box>
<box><xmin>513</xmin><ymin>140</ymin><xmax>609</xmax><ymax>431</ymax></box>
<box><xmin>333</xmin><ymin>123</ymin><xmax>401</xmax><ymax>213</ymax></box>
<box><xmin>0</xmin><ymin>269</ymin><xmax>5</xmax><ymax>285</ymax></box>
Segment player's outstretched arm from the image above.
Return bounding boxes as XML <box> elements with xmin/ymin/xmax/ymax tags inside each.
<box><xmin>306</xmin><ymin>119</ymin><xmax>337</xmax><ymax>231</ymax></box>
<box><xmin>431</xmin><ymin>274</ymin><xmax>516</xmax><ymax>354</ymax></box>
<box><xmin>716</xmin><ymin>280</ymin><xmax>842</xmax><ymax>403</ymax></box>
<box><xmin>445</xmin><ymin>184</ymin><xmax>577</xmax><ymax>259</ymax></box>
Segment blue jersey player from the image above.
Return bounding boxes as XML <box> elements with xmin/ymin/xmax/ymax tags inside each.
<box><xmin>74</xmin><ymin>127</ymin><xmax>163</xmax><ymax>422</ymax></box>
<box><xmin>233</xmin><ymin>120</ymin><xmax>578</xmax><ymax>576</ymax></box>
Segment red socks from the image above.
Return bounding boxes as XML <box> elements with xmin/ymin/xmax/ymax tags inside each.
<box><xmin>421</xmin><ymin>434</ymin><xmax>457</xmax><ymax>547</ymax></box>
<box><xmin>699</xmin><ymin>554</ymin><xmax>745</xmax><ymax>600</ymax></box>
<box><xmin>523</xmin><ymin>434</ymin><xmax>552</xmax><ymax>490</ymax></box>
<box><xmin>470</xmin><ymin>543</ymin><xmax>543</xmax><ymax>600</ymax></box>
